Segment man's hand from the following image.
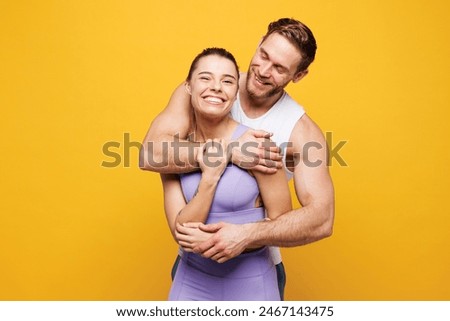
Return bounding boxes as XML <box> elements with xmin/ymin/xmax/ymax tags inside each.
<box><xmin>194</xmin><ymin>222</ymin><xmax>252</xmax><ymax>263</ymax></box>
<box><xmin>231</xmin><ymin>129</ymin><xmax>282</xmax><ymax>174</ymax></box>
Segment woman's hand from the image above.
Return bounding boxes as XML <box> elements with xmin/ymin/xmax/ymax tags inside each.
<box><xmin>175</xmin><ymin>139</ymin><xmax>230</xmax><ymax>226</ymax></box>
<box><xmin>198</xmin><ymin>139</ymin><xmax>230</xmax><ymax>182</ymax></box>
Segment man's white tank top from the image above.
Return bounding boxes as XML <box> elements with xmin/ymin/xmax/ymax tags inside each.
<box><xmin>230</xmin><ymin>91</ymin><xmax>305</xmax><ymax>265</ymax></box>
<box><xmin>231</xmin><ymin>91</ymin><xmax>305</xmax><ymax>180</ymax></box>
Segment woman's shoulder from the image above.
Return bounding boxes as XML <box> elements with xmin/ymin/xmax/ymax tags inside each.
<box><xmin>231</xmin><ymin>121</ymin><xmax>252</xmax><ymax>140</ymax></box>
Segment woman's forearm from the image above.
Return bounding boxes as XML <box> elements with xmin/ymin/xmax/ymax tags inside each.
<box><xmin>176</xmin><ymin>176</ymin><xmax>218</xmax><ymax>225</ymax></box>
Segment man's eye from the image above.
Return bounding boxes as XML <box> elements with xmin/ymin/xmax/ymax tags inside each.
<box><xmin>200</xmin><ymin>77</ymin><xmax>210</xmax><ymax>80</ymax></box>
<box><xmin>223</xmin><ymin>80</ymin><xmax>234</xmax><ymax>84</ymax></box>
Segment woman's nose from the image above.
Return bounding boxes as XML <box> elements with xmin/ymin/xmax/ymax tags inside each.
<box><xmin>211</xmin><ymin>80</ymin><xmax>222</xmax><ymax>91</ymax></box>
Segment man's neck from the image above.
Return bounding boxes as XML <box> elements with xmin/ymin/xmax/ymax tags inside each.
<box><xmin>239</xmin><ymin>73</ymin><xmax>284</xmax><ymax>119</ymax></box>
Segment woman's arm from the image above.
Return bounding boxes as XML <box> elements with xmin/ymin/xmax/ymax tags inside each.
<box><xmin>160</xmin><ymin>173</ymin><xmax>219</xmax><ymax>238</ymax></box>
<box><xmin>252</xmin><ymin>167</ymin><xmax>292</xmax><ymax>220</ymax></box>
<box><xmin>160</xmin><ymin>174</ymin><xmax>186</xmax><ymax>239</ymax></box>
<box><xmin>160</xmin><ymin>139</ymin><xmax>229</xmax><ymax>237</ymax></box>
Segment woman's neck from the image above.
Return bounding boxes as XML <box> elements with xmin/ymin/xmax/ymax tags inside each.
<box><xmin>193</xmin><ymin>114</ymin><xmax>236</xmax><ymax>142</ymax></box>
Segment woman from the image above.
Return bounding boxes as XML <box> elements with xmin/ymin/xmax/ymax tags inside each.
<box><xmin>161</xmin><ymin>48</ymin><xmax>292</xmax><ymax>300</ymax></box>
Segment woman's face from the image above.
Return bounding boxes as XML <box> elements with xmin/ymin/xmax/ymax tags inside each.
<box><xmin>186</xmin><ymin>55</ymin><xmax>239</xmax><ymax>120</ymax></box>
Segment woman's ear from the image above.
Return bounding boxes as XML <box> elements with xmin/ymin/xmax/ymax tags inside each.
<box><xmin>184</xmin><ymin>82</ymin><xmax>191</xmax><ymax>95</ymax></box>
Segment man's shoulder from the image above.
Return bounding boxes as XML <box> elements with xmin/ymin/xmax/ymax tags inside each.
<box><xmin>290</xmin><ymin>114</ymin><xmax>326</xmax><ymax>146</ymax></box>
<box><xmin>280</xmin><ymin>91</ymin><xmax>305</xmax><ymax>110</ymax></box>
<box><xmin>270</xmin><ymin>91</ymin><xmax>305</xmax><ymax>123</ymax></box>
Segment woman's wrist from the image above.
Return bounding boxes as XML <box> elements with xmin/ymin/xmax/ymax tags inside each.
<box><xmin>200</xmin><ymin>174</ymin><xmax>221</xmax><ymax>186</ymax></box>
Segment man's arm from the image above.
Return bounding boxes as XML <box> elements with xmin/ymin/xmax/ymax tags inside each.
<box><xmin>139</xmin><ymin>83</ymin><xmax>282</xmax><ymax>174</ymax></box>
<box><xmin>139</xmin><ymin>83</ymin><xmax>201</xmax><ymax>173</ymax></box>
<box><xmin>249</xmin><ymin>114</ymin><xmax>334</xmax><ymax>247</ymax></box>
<box><xmin>183</xmin><ymin>115</ymin><xmax>334</xmax><ymax>261</ymax></box>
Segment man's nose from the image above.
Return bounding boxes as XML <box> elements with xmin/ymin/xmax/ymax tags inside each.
<box><xmin>259</xmin><ymin>62</ymin><xmax>272</xmax><ymax>78</ymax></box>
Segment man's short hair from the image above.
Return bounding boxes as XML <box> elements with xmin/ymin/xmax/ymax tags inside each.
<box><xmin>262</xmin><ymin>18</ymin><xmax>317</xmax><ymax>73</ymax></box>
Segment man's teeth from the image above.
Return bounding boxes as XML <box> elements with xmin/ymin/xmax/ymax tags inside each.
<box><xmin>204</xmin><ymin>97</ymin><xmax>223</xmax><ymax>103</ymax></box>
<box><xmin>255</xmin><ymin>76</ymin><xmax>264</xmax><ymax>84</ymax></box>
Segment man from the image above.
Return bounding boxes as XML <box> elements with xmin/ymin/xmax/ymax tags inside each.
<box><xmin>140</xmin><ymin>18</ymin><xmax>334</xmax><ymax>299</ymax></box>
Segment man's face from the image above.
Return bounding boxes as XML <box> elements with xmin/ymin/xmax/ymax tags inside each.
<box><xmin>246</xmin><ymin>33</ymin><xmax>304</xmax><ymax>99</ymax></box>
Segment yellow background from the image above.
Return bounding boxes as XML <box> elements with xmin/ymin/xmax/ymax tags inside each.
<box><xmin>1</xmin><ymin>0</ymin><xmax>449</xmax><ymax>300</ymax></box>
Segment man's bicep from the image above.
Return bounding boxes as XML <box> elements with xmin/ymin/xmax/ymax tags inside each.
<box><xmin>291</xmin><ymin>116</ymin><xmax>334</xmax><ymax>206</ymax></box>
<box><xmin>294</xmin><ymin>155</ymin><xmax>334</xmax><ymax>207</ymax></box>
<box><xmin>140</xmin><ymin>83</ymin><xmax>194</xmax><ymax>172</ymax></box>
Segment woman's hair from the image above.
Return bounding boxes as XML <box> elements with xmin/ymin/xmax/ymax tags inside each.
<box><xmin>186</xmin><ymin>48</ymin><xmax>239</xmax><ymax>81</ymax></box>
<box><xmin>262</xmin><ymin>18</ymin><xmax>317</xmax><ymax>72</ymax></box>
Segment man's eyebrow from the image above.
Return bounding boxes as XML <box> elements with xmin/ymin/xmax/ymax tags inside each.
<box><xmin>260</xmin><ymin>47</ymin><xmax>269</xmax><ymax>56</ymax></box>
<box><xmin>260</xmin><ymin>47</ymin><xmax>289</xmax><ymax>71</ymax></box>
<box><xmin>198</xmin><ymin>71</ymin><xmax>237</xmax><ymax>80</ymax></box>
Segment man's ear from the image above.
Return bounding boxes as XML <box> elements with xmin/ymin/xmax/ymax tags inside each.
<box><xmin>292</xmin><ymin>69</ymin><xmax>309</xmax><ymax>83</ymax></box>
<box><xmin>184</xmin><ymin>82</ymin><xmax>191</xmax><ymax>95</ymax></box>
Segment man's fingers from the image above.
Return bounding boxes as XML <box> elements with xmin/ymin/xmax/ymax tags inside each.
<box><xmin>201</xmin><ymin>246</ymin><xmax>220</xmax><ymax>259</ymax></box>
<box><xmin>182</xmin><ymin>222</ymin><xmax>204</xmax><ymax>228</ymax></box>
<box><xmin>251</xmin><ymin>165</ymin><xmax>278</xmax><ymax>174</ymax></box>
<box><xmin>259</xmin><ymin>143</ymin><xmax>281</xmax><ymax>153</ymax></box>
<box><xmin>211</xmin><ymin>251</ymin><xmax>230</xmax><ymax>263</ymax></box>
<box><xmin>258</xmin><ymin>149</ymin><xmax>283</xmax><ymax>162</ymax></box>
<box><xmin>263</xmin><ymin>149</ymin><xmax>283</xmax><ymax>161</ymax></box>
<box><xmin>198</xmin><ymin>222</ymin><xmax>223</xmax><ymax>233</ymax></box>
<box><xmin>195</xmin><ymin>236</ymin><xmax>222</xmax><ymax>257</ymax></box>
<box><xmin>216</xmin><ymin>256</ymin><xmax>230</xmax><ymax>263</ymax></box>
<box><xmin>251</xmin><ymin>129</ymin><xmax>272</xmax><ymax>139</ymax></box>
<box><xmin>178</xmin><ymin>241</ymin><xmax>193</xmax><ymax>249</ymax></box>
<box><xmin>176</xmin><ymin>232</ymin><xmax>191</xmax><ymax>242</ymax></box>
<box><xmin>176</xmin><ymin>223</ymin><xmax>191</xmax><ymax>235</ymax></box>
<box><xmin>258</xmin><ymin>158</ymin><xmax>283</xmax><ymax>169</ymax></box>
<box><xmin>209</xmin><ymin>249</ymin><xmax>232</xmax><ymax>263</ymax></box>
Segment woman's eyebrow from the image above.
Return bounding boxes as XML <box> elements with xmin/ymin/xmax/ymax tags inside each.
<box><xmin>198</xmin><ymin>71</ymin><xmax>237</xmax><ymax>80</ymax></box>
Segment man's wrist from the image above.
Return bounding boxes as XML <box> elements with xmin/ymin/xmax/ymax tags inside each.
<box><xmin>242</xmin><ymin>221</ymin><xmax>262</xmax><ymax>248</ymax></box>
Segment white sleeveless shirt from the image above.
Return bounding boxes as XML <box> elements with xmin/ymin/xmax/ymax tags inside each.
<box><xmin>231</xmin><ymin>91</ymin><xmax>305</xmax><ymax>180</ymax></box>
<box><xmin>230</xmin><ymin>91</ymin><xmax>305</xmax><ymax>265</ymax></box>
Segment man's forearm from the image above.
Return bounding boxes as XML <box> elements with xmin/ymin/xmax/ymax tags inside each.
<box><xmin>139</xmin><ymin>134</ymin><xmax>200</xmax><ymax>174</ymax></box>
<box><xmin>247</xmin><ymin>203</ymin><xmax>334</xmax><ymax>247</ymax></box>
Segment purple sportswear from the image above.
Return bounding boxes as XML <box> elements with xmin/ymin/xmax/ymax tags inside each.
<box><xmin>168</xmin><ymin>124</ymin><xmax>280</xmax><ymax>301</ymax></box>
